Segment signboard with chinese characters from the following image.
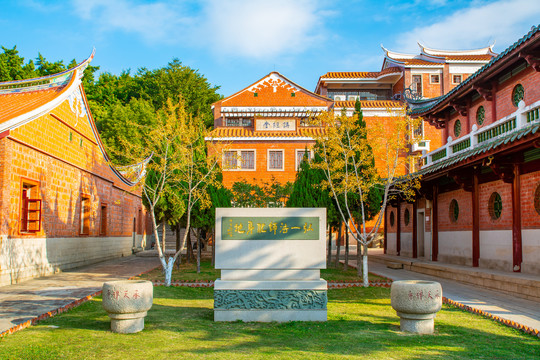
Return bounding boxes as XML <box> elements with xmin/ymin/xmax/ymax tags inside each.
<box><xmin>222</xmin><ymin>216</ymin><xmax>318</xmax><ymax>240</ymax></box>
<box><xmin>255</xmin><ymin>119</ymin><xmax>296</xmax><ymax>131</ymax></box>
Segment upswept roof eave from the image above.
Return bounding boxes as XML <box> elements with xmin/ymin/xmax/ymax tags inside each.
<box><xmin>410</xmin><ymin>24</ymin><xmax>540</xmax><ymax>116</ymax></box>
<box><xmin>418</xmin><ymin>42</ymin><xmax>497</xmax><ymax>57</ymax></box>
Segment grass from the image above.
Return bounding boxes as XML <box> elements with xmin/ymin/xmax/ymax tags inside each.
<box><xmin>0</xmin><ymin>287</ymin><xmax>538</xmax><ymax>360</ymax></box>
<box><xmin>135</xmin><ymin>260</ymin><xmax>388</xmax><ymax>282</ymax></box>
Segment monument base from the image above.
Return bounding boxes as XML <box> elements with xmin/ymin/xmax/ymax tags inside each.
<box><xmin>214</xmin><ymin>309</ymin><xmax>327</xmax><ymax>322</ymax></box>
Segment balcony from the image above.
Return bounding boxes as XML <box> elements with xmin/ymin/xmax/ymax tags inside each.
<box><xmin>411</xmin><ymin>139</ymin><xmax>430</xmax><ymax>153</ymax></box>
<box><xmin>421</xmin><ymin>100</ymin><xmax>540</xmax><ymax>168</ymax></box>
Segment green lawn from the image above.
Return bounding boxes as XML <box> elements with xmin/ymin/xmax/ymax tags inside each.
<box><xmin>135</xmin><ymin>260</ymin><xmax>388</xmax><ymax>282</ymax></box>
<box><xmin>1</xmin><ymin>287</ymin><xmax>537</xmax><ymax>360</ymax></box>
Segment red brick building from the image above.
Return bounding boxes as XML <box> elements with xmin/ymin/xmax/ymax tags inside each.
<box><xmin>0</xmin><ymin>52</ymin><xmax>148</xmax><ymax>285</ymax></box>
<box><xmin>385</xmin><ymin>26</ymin><xmax>540</xmax><ymax>276</ymax></box>
<box><xmin>207</xmin><ymin>72</ymin><xmax>332</xmax><ymax>188</ymax></box>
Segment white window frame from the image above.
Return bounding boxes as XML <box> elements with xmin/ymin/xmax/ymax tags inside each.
<box><xmin>452</xmin><ymin>74</ymin><xmax>463</xmax><ymax>84</ymax></box>
<box><xmin>222</xmin><ymin>149</ymin><xmax>257</xmax><ymax>171</ymax></box>
<box><xmin>295</xmin><ymin>149</ymin><xmax>314</xmax><ymax>171</ymax></box>
<box><xmin>267</xmin><ymin>149</ymin><xmax>285</xmax><ymax>171</ymax></box>
<box><xmin>429</xmin><ymin>74</ymin><xmax>440</xmax><ymax>84</ymax></box>
<box><xmin>411</xmin><ymin>74</ymin><xmax>423</xmax><ymax>96</ymax></box>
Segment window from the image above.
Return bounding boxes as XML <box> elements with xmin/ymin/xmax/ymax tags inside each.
<box><xmin>80</xmin><ymin>195</ymin><xmax>91</xmax><ymax>235</ymax></box>
<box><xmin>225</xmin><ymin>118</ymin><xmax>253</xmax><ymax>127</ymax></box>
<box><xmin>404</xmin><ymin>208</ymin><xmax>410</xmax><ymax>226</ymax></box>
<box><xmin>223</xmin><ymin>150</ymin><xmax>256</xmax><ymax>171</ymax></box>
<box><xmin>449</xmin><ymin>199</ymin><xmax>459</xmax><ymax>223</ymax></box>
<box><xmin>100</xmin><ymin>204</ymin><xmax>108</xmax><ymax>236</ymax></box>
<box><xmin>20</xmin><ymin>181</ymin><xmax>42</xmax><ymax>233</ymax></box>
<box><xmin>412</xmin><ymin>75</ymin><xmax>422</xmax><ymax>96</ymax></box>
<box><xmin>268</xmin><ymin>150</ymin><xmax>284</xmax><ymax>171</ymax></box>
<box><xmin>430</xmin><ymin>74</ymin><xmax>440</xmax><ymax>84</ymax></box>
<box><xmin>453</xmin><ymin>75</ymin><xmax>462</xmax><ymax>84</ymax></box>
<box><xmin>476</xmin><ymin>106</ymin><xmax>485</xmax><ymax>126</ymax></box>
<box><xmin>512</xmin><ymin>84</ymin><xmax>524</xmax><ymax>107</ymax></box>
<box><xmin>534</xmin><ymin>184</ymin><xmax>540</xmax><ymax>216</ymax></box>
<box><xmin>488</xmin><ymin>192</ymin><xmax>503</xmax><ymax>220</ymax></box>
<box><xmin>296</xmin><ymin>149</ymin><xmax>312</xmax><ymax>170</ymax></box>
<box><xmin>454</xmin><ymin>120</ymin><xmax>462</xmax><ymax>137</ymax></box>
<box><xmin>390</xmin><ymin>211</ymin><xmax>395</xmax><ymax>227</ymax></box>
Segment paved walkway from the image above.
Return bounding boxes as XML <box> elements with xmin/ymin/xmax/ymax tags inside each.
<box><xmin>0</xmin><ymin>256</ymin><xmax>160</xmax><ymax>336</ymax></box>
<box><xmin>341</xmin><ymin>252</ymin><xmax>540</xmax><ymax>335</ymax></box>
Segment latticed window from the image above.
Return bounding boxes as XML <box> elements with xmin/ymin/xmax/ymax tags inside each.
<box><xmin>488</xmin><ymin>192</ymin><xmax>503</xmax><ymax>220</ymax></box>
<box><xmin>268</xmin><ymin>150</ymin><xmax>284</xmax><ymax>170</ymax></box>
<box><xmin>449</xmin><ymin>199</ymin><xmax>459</xmax><ymax>223</ymax></box>
<box><xmin>223</xmin><ymin>151</ymin><xmax>237</xmax><ymax>169</ymax></box>
<box><xmin>534</xmin><ymin>184</ymin><xmax>540</xmax><ymax>216</ymax></box>
<box><xmin>404</xmin><ymin>208</ymin><xmax>410</xmax><ymax>226</ymax></box>
<box><xmin>20</xmin><ymin>183</ymin><xmax>42</xmax><ymax>233</ymax></box>
<box><xmin>80</xmin><ymin>195</ymin><xmax>91</xmax><ymax>235</ymax></box>
<box><xmin>296</xmin><ymin>150</ymin><xmax>312</xmax><ymax>170</ymax></box>
<box><xmin>476</xmin><ymin>106</ymin><xmax>485</xmax><ymax>125</ymax></box>
<box><xmin>454</xmin><ymin>120</ymin><xmax>461</xmax><ymax>137</ymax></box>
<box><xmin>390</xmin><ymin>211</ymin><xmax>395</xmax><ymax>227</ymax></box>
<box><xmin>512</xmin><ymin>84</ymin><xmax>524</xmax><ymax>107</ymax></box>
<box><xmin>240</xmin><ymin>151</ymin><xmax>255</xmax><ymax>169</ymax></box>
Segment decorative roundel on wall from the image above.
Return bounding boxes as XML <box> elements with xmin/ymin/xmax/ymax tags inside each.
<box><xmin>488</xmin><ymin>192</ymin><xmax>503</xmax><ymax>220</ymax></box>
<box><xmin>449</xmin><ymin>199</ymin><xmax>459</xmax><ymax>223</ymax></box>
<box><xmin>390</xmin><ymin>211</ymin><xmax>395</xmax><ymax>227</ymax></box>
<box><xmin>476</xmin><ymin>106</ymin><xmax>485</xmax><ymax>126</ymax></box>
<box><xmin>534</xmin><ymin>184</ymin><xmax>540</xmax><ymax>216</ymax></box>
<box><xmin>454</xmin><ymin>119</ymin><xmax>461</xmax><ymax>137</ymax></box>
<box><xmin>404</xmin><ymin>208</ymin><xmax>410</xmax><ymax>226</ymax></box>
<box><xmin>512</xmin><ymin>84</ymin><xmax>524</xmax><ymax>107</ymax></box>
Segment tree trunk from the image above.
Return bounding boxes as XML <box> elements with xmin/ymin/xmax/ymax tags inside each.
<box><xmin>186</xmin><ymin>228</ymin><xmax>194</xmax><ymax>263</ymax></box>
<box><xmin>334</xmin><ymin>222</ymin><xmax>342</xmax><ymax>268</ymax></box>
<box><xmin>327</xmin><ymin>225</ymin><xmax>332</xmax><ymax>266</ymax></box>
<box><xmin>175</xmin><ymin>223</ymin><xmax>182</xmax><ymax>269</ymax></box>
<box><xmin>362</xmin><ymin>242</ymin><xmax>369</xmax><ymax>287</ymax></box>
<box><xmin>196</xmin><ymin>228</ymin><xmax>201</xmax><ymax>274</ymax></box>
<box><xmin>357</xmin><ymin>235</ymin><xmax>363</xmax><ymax>277</ymax></box>
<box><xmin>211</xmin><ymin>229</ymin><xmax>216</xmax><ymax>267</ymax></box>
<box><xmin>344</xmin><ymin>223</ymin><xmax>349</xmax><ymax>271</ymax></box>
<box><xmin>161</xmin><ymin>219</ymin><xmax>167</xmax><ymax>253</ymax></box>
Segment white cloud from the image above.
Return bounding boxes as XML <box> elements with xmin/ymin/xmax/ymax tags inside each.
<box><xmin>70</xmin><ymin>0</ymin><xmax>327</xmax><ymax>59</ymax></box>
<box><xmin>198</xmin><ymin>0</ymin><xmax>324</xmax><ymax>59</ymax></box>
<box><xmin>396</xmin><ymin>0</ymin><xmax>540</xmax><ymax>53</ymax></box>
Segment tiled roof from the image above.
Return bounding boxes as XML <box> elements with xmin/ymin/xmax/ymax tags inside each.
<box><xmin>442</xmin><ymin>54</ymin><xmax>494</xmax><ymax>61</ymax></box>
<box><xmin>320</xmin><ymin>67</ymin><xmax>402</xmax><ymax>79</ymax></box>
<box><xmin>207</xmin><ymin>127</ymin><xmax>325</xmax><ymax>138</ymax></box>
<box><xmin>0</xmin><ymin>83</ymin><xmax>69</xmax><ymax>125</ymax></box>
<box><xmin>410</xmin><ymin>24</ymin><xmax>540</xmax><ymax>115</ymax></box>
<box><xmin>334</xmin><ymin>100</ymin><xmax>403</xmax><ymax>108</ymax></box>
<box><xmin>389</xmin><ymin>58</ymin><xmax>444</xmax><ymax>66</ymax></box>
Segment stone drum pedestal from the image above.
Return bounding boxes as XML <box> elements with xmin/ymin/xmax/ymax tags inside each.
<box><xmin>214</xmin><ymin>208</ymin><xmax>327</xmax><ymax>322</ymax></box>
<box><xmin>102</xmin><ymin>280</ymin><xmax>153</xmax><ymax>333</ymax></box>
<box><xmin>390</xmin><ymin>280</ymin><xmax>442</xmax><ymax>334</ymax></box>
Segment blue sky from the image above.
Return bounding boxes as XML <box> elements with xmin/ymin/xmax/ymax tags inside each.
<box><xmin>1</xmin><ymin>0</ymin><xmax>539</xmax><ymax>96</ymax></box>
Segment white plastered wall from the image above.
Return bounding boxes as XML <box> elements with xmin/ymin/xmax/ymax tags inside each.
<box><xmin>520</xmin><ymin>229</ymin><xmax>540</xmax><ymax>274</ymax></box>
<box><xmin>400</xmin><ymin>232</ymin><xmax>413</xmax><ymax>257</ymax></box>
<box><xmin>438</xmin><ymin>231</ymin><xmax>472</xmax><ymax>266</ymax></box>
<box><xmin>479</xmin><ymin>230</ymin><xmax>512</xmax><ymax>272</ymax></box>
<box><xmin>0</xmin><ymin>235</ymin><xmax>142</xmax><ymax>286</ymax></box>
<box><xmin>386</xmin><ymin>233</ymin><xmax>397</xmax><ymax>255</ymax></box>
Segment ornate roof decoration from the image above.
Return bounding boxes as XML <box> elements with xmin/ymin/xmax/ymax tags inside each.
<box><xmin>206</xmin><ymin>126</ymin><xmax>325</xmax><ymax>140</ymax></box>
<box><xmin>333</xmin><ymin>100</ymin><xmax>403</xmax><ymax>109</ymax></box>
<box><xmin>410</xmin><ymin>24</ymin><xmax>540</xmax><ymax>116</ymax></box>
<box><xmin>247</xmin><ymin>73</ymin><xmax>300</xmax><ymax>94</ymax></box>
<box><xmin>418</xmin><ymin>42</ymin><xmax>497</xmax><ymax>57</ymax></box>
<box><xmin>117</xmin><ymin>153</ymin><xmax>153</xmax><ymax>184</ymax></box>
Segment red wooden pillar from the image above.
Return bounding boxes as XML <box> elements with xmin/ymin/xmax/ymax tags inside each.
<box><xmin>432</xmin><ymin>185</ymin><xmax>439</xmax><ymax>261</ymax></box>
<box><xmin>383</xmin><ymin>206</ymin><xmax>388</xmax><ymax>254</ymax></box>
<box><xmin>396</xmin><ymin>200</ymin><xmax>401</xmax><ymax>256</ymax></box>
<box><xmin>472</xmin><ymin>168</ymin><xmax>480</xmax><ymax>267</ymax></box>
<box><xmin>412</xmin><ymin>200</ymin><xmax>418</xmax><ymax>258</ymax></box>
<box><xmin>512</xmin><ymin>163</ymin><xmax>523</xmax><ymax>272</ymax></box>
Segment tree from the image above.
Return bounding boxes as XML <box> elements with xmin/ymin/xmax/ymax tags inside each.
<box><xmin>286</xmin><ymin>151</ymin><xmax>340</xmax><ymax>265</ymax></box>
<box><xmin>123</xmin><ymin>99</ymin><xmax>223</xmax><ymax>286</ymax></box>
<box><xmin>231</xmin><ymin>179</ymin><xmax>292</xmax><ymax>208</ymax></box>
<box><xmin>311</xmin><ymin>105</ymin><xmax>421</xmax><ymax>286</ymax></box>
<box><xmin>0</xmin><ymin>46</ymin><xmax>36</xmax><ymax>81</ymax></box>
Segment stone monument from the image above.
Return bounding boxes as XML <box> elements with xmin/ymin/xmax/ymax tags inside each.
<box><xmin>214</xmin><ymin>208</ymin><xmax>327</xmax><ymax>322</ymax></box>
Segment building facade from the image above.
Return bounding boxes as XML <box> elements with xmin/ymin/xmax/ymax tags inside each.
<box><xmin>0</xmin><ymin>52</ymin><xmax>148</xmax><ymax>285</ymax></box>
<box><xmin>385</xmin><ymin>25</ymin><xmax>540</xmax><ymax>275</ymax></box>
<box><xmin>207</xmin><ymin>72</ymin><xmax>332</xmax><ymax>188</ymax></box>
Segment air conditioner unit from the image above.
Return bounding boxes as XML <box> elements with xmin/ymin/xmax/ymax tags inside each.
<box><xmin>348</xmin><ymin>95</ymin><xmax>360</xmax><ymax>101</ymax></box>
<box><xmin>334</xmin><ymin>95</ymin><xmax>346</xmax><ymax>101</ymax></box>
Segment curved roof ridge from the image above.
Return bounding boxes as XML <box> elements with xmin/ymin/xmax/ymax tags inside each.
<box><xmin>418</xmin><ymin>42</ymin><xmax>497</xmax><ymax>56</ymax></box>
